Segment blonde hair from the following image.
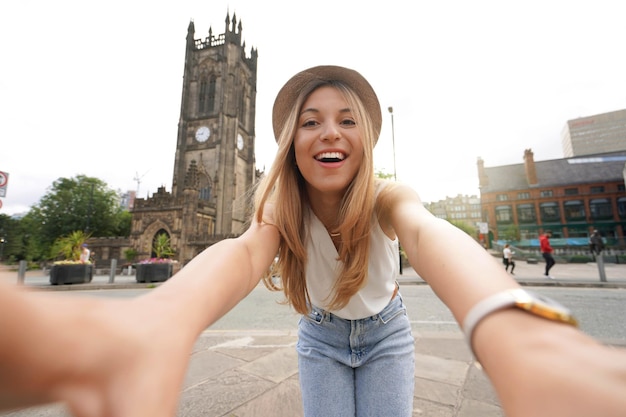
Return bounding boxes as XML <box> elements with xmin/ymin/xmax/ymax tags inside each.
<box><xmin>255</xmin><ymin>80</ymin><xmax>377</xmax><ymax>315</ymax></box>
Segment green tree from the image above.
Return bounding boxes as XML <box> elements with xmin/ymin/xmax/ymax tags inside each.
<box><xmin>27</xmin><ymin>175</ymin><xmax>126</xmax><ymax>249</ymax></box>
<box><xmin>500</xmin><ymin>223</ymin><xmax>519</xmax><ymax>242</ymax></box>
<box><xmin>448</xmin><ymin>219</ymin><xmax>477</xmax><ymax>238</ymax></box>
<box><xmin>0</xmin><ymin>214</ymin><xmax>17</xmax><ymax>262</ymax></box>
<box><xmin>115</xmin><ymin>210</ymin><xmax>132</xmax><ymax>237</ymax></box>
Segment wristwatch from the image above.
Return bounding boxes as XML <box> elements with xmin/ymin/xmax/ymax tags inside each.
<box><xmin>463</xmin><ymin>288</ymin><xmax>578</xmax><ymax>358</ymax></box>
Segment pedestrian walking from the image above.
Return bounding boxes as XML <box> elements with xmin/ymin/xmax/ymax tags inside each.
<box><xmin>589</xmin><ymin>230</ymin><xmax>605</xmax><ymax>255</ymax></box>
<box><xmin>503</xmin><ymin>243</ymin><xmax>515</xmax><ymax>274</ymax></box>
<box><xmin>540</xmin><ymin>230</ymin><xmax>556</xmax><ymax>279</ymax></box>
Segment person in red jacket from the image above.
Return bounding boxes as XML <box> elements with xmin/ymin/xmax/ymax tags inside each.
<box><xmin>539</xmin><ymin>230</ymin><xmax>556</xmax><ymax>279</ymax></box>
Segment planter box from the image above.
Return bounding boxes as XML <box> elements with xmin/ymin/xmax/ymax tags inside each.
<box><xmin>135</xmin><ymin>263</ymin><xmax>173</xmax><ymax>283</ymax></box>
<box><xmin>50</xmin><ymin>264</ymin><xmax>94</xmax><ymax>285</ymax></box>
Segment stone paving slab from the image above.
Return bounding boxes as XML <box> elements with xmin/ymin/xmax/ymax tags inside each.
<box><xmin>1</xmin><ymin>332</ymin><xmax>501</xmax><ymax>417</ymax></box>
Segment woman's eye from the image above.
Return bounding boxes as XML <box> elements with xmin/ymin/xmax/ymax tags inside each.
<box><xmin>341</xmin><ymin>119</ymin><xmax>356</xmax><ymax>126</ymax></box>
<box><xmin>302</xmin><ymin>120</ymin><xmax>318</xmax><ymax>127</ymax></box>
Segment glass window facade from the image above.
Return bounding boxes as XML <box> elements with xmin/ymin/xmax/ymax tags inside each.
<box><xmin>589</xmin><ymin>198</ymin><xmax>612</xmax><ymax>219</ymax></box>
<box><xmin>564</xmin><ymin>200</ymin><xmax>585</xmax><ymax>220</ymax></box>
<box><xmin>516</xmin><ymin>203</ymin><xmax>536</xmax><ymax>223</ymax></box>
<box><xmin>495</xmin><ymin>205</ymin><xmax>513</xmax><ymax>223</ymax></box>
<box><xmin>540</xmin><ymin>202</ymin><xmax>560</xmax><ymax>222</ymax></box>
<box><xmin>618</xmin><ymin>197</ymin><xmax>626</xmax><ymax>219</ymax></box>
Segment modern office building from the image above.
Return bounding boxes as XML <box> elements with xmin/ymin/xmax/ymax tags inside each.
<box><xmin>561</xmin><ymin>109</ymin><xmax>626</xmax><ymax>157</ymax></box>
<box><xmin>477</xmin><ymin>149</ymin><xmax>626</xmax><ymax>248</ymax></box>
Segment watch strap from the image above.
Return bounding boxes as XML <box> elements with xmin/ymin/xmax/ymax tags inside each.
<box><xmin>463</xmin><ymin>289</ymin><xmax>520</xmax><ymax>351</ymax></box>
<box><xmin>462</xmin><ymin>288</ymin><xmax>578</xmax><ymax>360</ymax></box>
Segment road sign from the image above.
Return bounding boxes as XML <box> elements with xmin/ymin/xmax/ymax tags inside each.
<box><xmin>0</xmin><ymin>171</ymin><xmax>8</xmax><ymax>198</ymax></box>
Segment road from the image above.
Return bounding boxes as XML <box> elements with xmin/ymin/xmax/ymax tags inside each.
<box><xmin>66</xmin><ymin>283</ymin><xmax>626</xmax><ymax>344</ymax></box>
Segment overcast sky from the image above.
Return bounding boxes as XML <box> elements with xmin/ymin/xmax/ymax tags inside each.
<box><xmin>2</xmin><ymin>0</ymin><xmax>625</xmax><ymax>216</ymax></box>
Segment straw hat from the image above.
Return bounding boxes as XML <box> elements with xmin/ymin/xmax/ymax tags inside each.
<box><xmin>272</xmin><ymin>65</ymin><xmax>382</xmax><ymax>144</ymax></box>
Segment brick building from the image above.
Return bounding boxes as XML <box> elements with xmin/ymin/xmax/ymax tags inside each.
<box><xmin>477</xmin><ymin>149</ymin><xmax>626</xmax><ymax>248</ymax></box>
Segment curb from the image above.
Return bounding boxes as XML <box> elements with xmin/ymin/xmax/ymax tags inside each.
<box><xmin>24</xmin><ymin>278</ymin><xmax>626</xmax><ymax>292</ymax></box>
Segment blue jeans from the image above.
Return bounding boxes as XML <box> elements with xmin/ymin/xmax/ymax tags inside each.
<box><xmin>297</xmin><ymin>293</ymin><xmax>415</xmax><ymax>417</ymax></box>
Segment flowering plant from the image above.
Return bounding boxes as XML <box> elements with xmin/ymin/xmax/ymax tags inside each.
<box><xmin>137</xmin><ymin>232</ymin><xmax>176</xmax><ymax>264</ymax></box>
<box><xmin>53</xmin><ymin>259</ymin><xmax>89</xmax><ymax>265</ymax></box>
<box><xmin>138</xmin><ymin>257</ymin><xmax>178</xmax><ymax>264</ymax></box>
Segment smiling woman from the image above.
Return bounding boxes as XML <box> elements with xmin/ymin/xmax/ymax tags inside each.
<box><xmin>1</xmin><ymin>63</ymin><xmax>626</xmax><ymax>417</ymax></box>
<box><xmin>294</xmin><ymin>86</ymin><xmax>365</xmax><ymax>199</ymax></box>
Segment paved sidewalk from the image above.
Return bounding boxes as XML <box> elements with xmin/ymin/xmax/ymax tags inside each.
<box><xmin>2</xmin><ymin>258</ymin><xmax>625</xmax><ymax>290</ymax></box>
<box><xmin>1</xmin><ymin>261</ymin><xmax>625</xmax><ymax>416</ymax></box>
<box><xmin>398</xmin><ymin>259</ymin><xmax>626</xmax><ymax>288</ymax></box>
<box><xmin>1</xmin><ymin>329</ymin><xmax>499</xmax><ymax>417</ymax></box>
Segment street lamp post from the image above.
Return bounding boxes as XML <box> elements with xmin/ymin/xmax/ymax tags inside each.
<box><xmin>0</xmin><ymin>237</ymin><xmax>5</xmax><ymax>262</ymax></box>
<box><xmin>388</xmin><ymin>107</ymin><xmax>397</xmax><ymax>182</ymax></box>
<box><xmin>388</xmin><ymin>107</ymin><xmax>402</xmax><ymax>274</ymax></box>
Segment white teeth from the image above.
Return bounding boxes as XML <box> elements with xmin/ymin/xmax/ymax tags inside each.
<box><xmin>315</xmin><ymin>152</ymin><xmax>345</xmax><ymax>161</ymax></box>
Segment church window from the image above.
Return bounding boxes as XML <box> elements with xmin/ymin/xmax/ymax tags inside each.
<box><xmin>199</xmin><ymin>186</ymin><xmax>211</xmax><ymax>201</ymax></box>
<box><xmin>199</xmin><ymin>80</ymin><xmax>207</xmax><ymax>113</ymax></box>
<box><xmin>238</xmin><ymin>89</ymin><xmax>245</xmax><ymax>123</ymax></box>
<box><xmin>207</xmin><ymin>76</ymin><xmax>216</xmax><ymax>113</ymax></box>
<box><xmin>198</xmin><ymin>76</ymin><xmax>217</xmax><ymax>114</ymax></box>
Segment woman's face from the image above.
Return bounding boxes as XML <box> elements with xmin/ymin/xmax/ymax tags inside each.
<box><xmin>293</xmin><ymin>86</ymin><xmax>364</xmax><ymax>198</ymax></box>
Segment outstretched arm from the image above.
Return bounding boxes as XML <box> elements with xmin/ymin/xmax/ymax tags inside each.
<box><xmin>383</xmin><ymin>182</ymin><xmax>626</xmax><ymax>417</ymax></box>
<box><xmin>141</xmin><ymin>217</ymin><xmax>281</xmax><ymax>336</ymax></box>
<box><xmin>0</xmin><ymin>218</ymin><xmax>280</xmax><ymax>416</ymax></box>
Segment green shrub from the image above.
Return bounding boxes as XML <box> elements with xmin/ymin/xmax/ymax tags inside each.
<box><xmin>567</xmin><ymin>255</ymin><xmax>593</xmax><ymax>263</ymax></box>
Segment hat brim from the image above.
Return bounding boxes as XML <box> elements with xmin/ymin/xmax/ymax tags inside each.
<box><xmin>272</xmin><ymin>65</ymin><xmax>382</xmax><ymax>144</ymax></box>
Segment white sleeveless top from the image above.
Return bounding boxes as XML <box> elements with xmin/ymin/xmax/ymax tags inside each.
<box><xmin>304</xmin><ymin>189</ymin><xmax>399</xmax><ymax>320</ymax></box>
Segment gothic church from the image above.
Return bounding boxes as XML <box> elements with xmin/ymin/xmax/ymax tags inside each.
<box><xmin>127</xmin><ymin>12</ymin><xmax>260</xmax><ymax>265</ymax></box>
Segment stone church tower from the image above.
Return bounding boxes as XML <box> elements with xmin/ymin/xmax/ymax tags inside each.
<box><xmin>129</xmin><ymin>12</ymin><xmax>259</xmax><ymax>265</ymax></box>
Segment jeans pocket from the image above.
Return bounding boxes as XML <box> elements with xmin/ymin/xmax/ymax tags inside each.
<box><xmin>378</xmin><ymin>298</ymin><xmax>407</xmax><ymax>324</ymax></box>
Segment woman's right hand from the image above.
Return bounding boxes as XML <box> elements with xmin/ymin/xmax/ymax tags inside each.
<box><xmin>1</xmin><ymin>292</ymin><xmax>196</xmax><ymax>417</ymax></box>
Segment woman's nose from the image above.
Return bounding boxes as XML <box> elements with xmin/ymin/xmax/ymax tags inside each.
<box><xmin>320</xmin><ymin>123</ymin><xmax>341</xmax><ymax>141</ymax></box>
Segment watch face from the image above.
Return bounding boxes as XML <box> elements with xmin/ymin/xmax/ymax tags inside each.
<box><xmin>195</xmin><ymin>126</ymin><xmax>210</xmax><ymax>142</ymax></box>
<box><xmin>237</xmin><ymin>133</ymin><xmax>244</xmax><ymax>150</ymax></box>
<box><xmin>513</xmin><ymin>289</ymin><xmax>578</xmax><ymax>326</ymax></box>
